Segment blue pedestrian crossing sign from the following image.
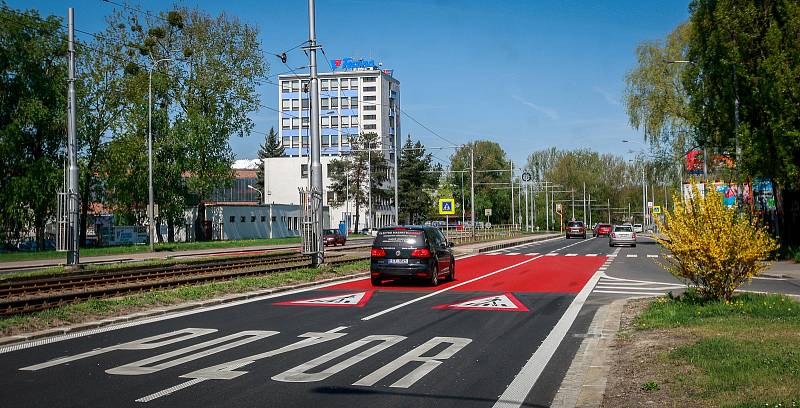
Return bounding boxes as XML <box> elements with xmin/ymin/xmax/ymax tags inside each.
<box><xmin>438</xmin><ymin>198</ymin><xmax>456</xmax><ymax>215</ymax></box>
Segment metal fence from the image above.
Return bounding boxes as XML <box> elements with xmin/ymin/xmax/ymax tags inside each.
<box><xmin>438</xmin><ymin>224</ymin><xmax>522</xmax><ymax>244</ymax></box>
<box><xmin>299</xmin><ymin>187</ymin><xmax>323</xmax><ymax>258</ymax></box>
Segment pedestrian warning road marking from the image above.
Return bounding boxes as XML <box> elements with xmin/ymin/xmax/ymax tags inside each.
<box><xmin>526</xmin><ymin>252</ymin><xmax>540</xmax><ymax>256</ymax></box>
<box><xmin>565</xmin><ymin>253</ymin><xmax>577</xmax><ymax>256</ymax></box>
<box><xmin>433</xmin><ymin>293</ymin><xmax>529</xmax><ymax>312</ymax></box>
<box><xmin>585</xmin><ymin>254</ymin><xmax>598</xmax><ymax>256</ymax></box>
<box><xmin>274</xmin><ymin>291</ymin><xmax>373</xmax><ymax>307</ymax></box>
<box><xmin>545</xmin><ymin>253</ymin><xmax>558</xmax><ymax>256</ymax></box>
<box><xmin>647</xmin><ymin>254</ymin><xmax>658</xmax><ymax>258</ymax></box>
<box><xmin>626</xmin><ymin>254</ymin><xmax>637</xmax><ymax>258</ymax></box>
<box><xmin>505</xmin><ymin>252</ymin><xmax>520</xmax><ymax>255</ymax></box>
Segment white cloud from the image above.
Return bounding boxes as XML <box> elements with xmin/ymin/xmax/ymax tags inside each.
<box><xmin>592</xmin><ymin>86</ymin><xmax>621</xmax><ymax>106</ymax></box>
<box><xmin>512</xmin><ymin>95</ymin><xmax>559</xmax><ymax>120</ymax></box>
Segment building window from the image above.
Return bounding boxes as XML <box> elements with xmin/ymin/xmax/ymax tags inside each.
<box><xmin>251</xmin><ymin>215</ymin><xmax>256</xmax><ymax>222</ymax></box>
<box><xmin>282</xmin><ymin>136</ymin><xmax>290</xmax><ymax>146</ymax></box>
<box><xmin>331</xmin><ymin>134</ymin><xmax>339</xmax><ymax>146</ymax></box>
<box><xmin>271</xmin><ymin>216</ymin><xmax>276</xmax><ymax>222</ymax></box>
<box><xmin>281</xmin><ymin>118</ymin><xmax>290</xmax><ymax>129</ymax></box>
<box><xmin>363</xmin><ymin>114</ymin><xmax>376</xmax><ymax>120</ymax></box>
<box><xmin>341</xmin><ymin>116</ymin><xmax>350</xmax><ymax>127</ymax></box>
<box><xmin>302</xmin><ymin>135</ymin><xmax>309</xmax><ymax>146</ymax></box>
<box><xmin>292</xmin><ymin>136</ymin><xmax>300</xmax><ymax>145</ymax></box>
<box><xmin>240</xmin><ymin>216</ymin><xmax>246</xmax><ymax>222</ymax></box>
<box><xmin>364</xmin><ymin>105</ymin><xmax>376</xmax><ymax>111</ymax></box>
<box><xmin>322</xmin><ymin>135</ymin><xmax>330</xmax><ymax>147</ymax></box>
<box><xmin>327</xmin><ymin>191</ymin><xmax>335</xmax><ymax>203</ymax></box>
<box><xmin>281</xmin><ymin>81</ymin><xmax>290</xmax><ymax>92</ymax></box>
<box><xmin>291</xmin><ymin>99</ymin><xmax>300</xmax><ymax>110</ymax></box>
<box><xmin>291</xmin><ymin>117</ymin><xmax>300</xmax><ymax>128</ymax></box>
<box><xmin>281</xmin><ymin>99</ymin><xmax>291</xmax><ymax>110</ymax></box>
<box><xmin>302</xmin><ymin>117</ymin><xmax>309</xmax><ymax>127</ymax></box>
<box><xmin>301</xmin><ymin>163</ymin><xmax>308</xmax><ymax>178</ymax></box>
<box><xmin>364</xmin><ymin>124</ymin><xmax>377</xmax><ymax>130</ymax></box>
<box><xmin>330</xmin><ymin>116</ymin><xmax>338</xmax><ymax>127</ymax></box>
<box><xmin>351</xmin><ymin>115</ymin><xmax>359</xmax><ymax>125</ymax></box>
<box><xmin>330</xmin><ymin>98</ymin><xmax>338</xmax><ymax>108</ymax></box>
<box><xmin>330</xmin><ymin>80</ymin><xmax>339</xmax><ymax>90</ymax></box>
<box><xmin>364</xmin><ymin>95</ymin><xmax>376</xmax><ymax>101</ymax></box>
<box><xmin>341</xmin><ymin>97</ymin><xmax>350</xmax><ymax>109</ymax></box>
<box><xmin>261</xmin><ymin>215</ymin><xmax>266</xmax><ymax>222</ymax></box>
<box><xmin>229</xmin><ymin>215</ymin><xmax>235</xmax><ymax>223</ymax></box>
<box><xmin>321</xmin><ymin>98</ymin><xmax>329</xmax><ymax>109</ymax></box>
<box><xmin>363</xmin><ymin>77</ymin><xmax>376</xmax><ymax>83</ymax></box>
<box><xmin>363</xmin><ymin>86</ymin><xmax>376</xmax><ymax>92</ymax></box>
<box><xmin>301</xmin><ymin>80</ymin><xmax>309</xmax><ymax>92</ymax></box>
<box><xmin>321</xmin><ymin>79</ymin><xmax>329</xmax><ymax>91</ymax></box>
<box><xmin>321</xmin><ymin>116</ymin><xmax>330</xmax><ymax>127</ymax></box>
<box><xmin>291</xmin><ymin>81</ymin><xmax>299</xmax><ymax>92</ymax></box>
<box><xmin>301</xmin><ymin>98</ymin><xmax>309</xmax><ymax>110</ymax></box>
<box><xmin>351</xmin><ymin>97</ymin><xmax>358</xmax><ymax>109</ymax></box>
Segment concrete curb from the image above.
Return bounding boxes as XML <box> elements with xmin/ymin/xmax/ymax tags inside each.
<box><xmin>453</xmin><ymin>233</ymin><xmax>561</xmax><ymax>256</ymax></box>
<box><xmin>551</xmin><ymin>298</ymin><xmax>629</xmax><ymax>408</ymax></box>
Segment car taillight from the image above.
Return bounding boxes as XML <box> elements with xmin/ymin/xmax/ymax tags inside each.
<box><xmin>371</xmin><ymin>247</ymin><xmax>386</xmax><ymax>257</ymax></box>
<box><xmin>632</xmin><ymin>232</ymin><xmax>637</xmax><ymax>239</ymax></box>
<box><xmin>411</xmin><ymin>248</ymin><xmax>432</xmax><ymax>258</ymax></box>
<box><xmin>611</xmin><ymin>232</ymin><xmax>616</xmax><ymax>238</ymax></box>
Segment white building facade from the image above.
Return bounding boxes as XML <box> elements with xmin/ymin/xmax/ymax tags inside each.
<box><xmin>272</xmin><ymin>60</ymin><xmax>400</xmax><ymax>231</ymax></box>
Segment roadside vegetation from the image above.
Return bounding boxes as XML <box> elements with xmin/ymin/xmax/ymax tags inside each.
<box><xmin>608</xmin><ymin>291</ymin><xmax>800</xmax><ymax>407</ymax></box>
<box><xmin>0</xmin><ymin>237</ymin><xmax>302</xmax><ymax>263</ymax></box>
<box><xmin>0</xmin><ymin>260</ymin><xmax>369</xmax><ymax>337</ymax></box>
<box><xmin>655</xmin><ymin>187</ymin><xmax>778</xmax><ymax>301</ymax></box>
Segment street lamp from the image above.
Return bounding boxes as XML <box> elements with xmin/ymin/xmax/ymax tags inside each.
<box><xmin>622</xmin><ymin>139</ymin><xmax>649</xmax><ymax>227</ymax></box>
<box><xmin>147</xmin><ymin>57</ymin><xmax>174</xmax><ymax>252</ymax></box>
<box><xmin>247</xmin><ymin>184</ymin><xmax>263</xmax><ymax>203</ymax></box>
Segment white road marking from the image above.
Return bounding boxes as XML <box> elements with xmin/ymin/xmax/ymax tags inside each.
<box><xmin>595</xmin><ymin>285</ymin><xmax>683</xmax><ymax>291</ymax></box>
<box><xmin>647</xmin><ymin>254</ymin><xmax>659</xmax><ymax>258</ymax></box>
<box><xmin>491</xmin><ymin>250</ymin><xmax>609</xmax><ymax>408</ymax></box>
<box><xmin>585</xmin><ymin>254</ymin><xmax>598</xmax><ymax>257</ymax></box>
<box><xmin>545</xmin><ymin>253</ymin><xmax>559</xmax><ymax>256</ymax></box>
<box><xmin>506</xmin><ymin>252</ymin><xmax>520</xmax><ymax>255</ymax></box>
<box><xmin>565</xmin><ymin>253</ymin><xmax>578</xmax><ymax>257</ymax></box>
<box><xmin>626</xmin><ymin>254</ymin><xmax>638</xmax><ymax>258</ymax></box>
<box><xmin>526</xmin><ymin>252</ymin><xmax>540</xmax><ymax>256</ymax></box>
<box><xmin>593</xmin><ymin>290</ymin><xmax>668</xmax><ymax>296</ymax></box>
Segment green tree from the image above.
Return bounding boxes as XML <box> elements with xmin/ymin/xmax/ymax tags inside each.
<box><xmin>256</xmin><ymin>127</ymin><xmax>283</xmax><ymax>190</ymax></box>
<box><xmin>76</xmin><ymin>16</ymin><xmax>127</xmax><ymax>246</ymax></box>
<box><xmin>0</xmin><ymin>6</ymin><xmax>66</xmax><ymax>248</ymax></box>
<box><xmin>685</xmin><ymin>0</ymin><xmax>800</xmax><ymax>245</ymax></box>
<box><xmin>398</xmin><ymin>135</ymin><xmax>440</xmax><ymax>224</ymax></box>
<box><xmin>449</xmin><ymin>141</ymin><xmax>513</xmax><ymax>224</ymax></box>
<box><xmin>328</xmin><ymin>133</ymin><xmax>391</xmax><ymax>230</ymax></box>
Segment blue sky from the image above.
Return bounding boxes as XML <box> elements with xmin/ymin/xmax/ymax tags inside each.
<box><xmin>13</xmin><ymin>0</ymin><xmax>690</xmax><ymax>167</ymax></box>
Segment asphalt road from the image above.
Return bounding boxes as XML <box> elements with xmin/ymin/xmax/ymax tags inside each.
<box><xmin>1</xmin><ymin>235</ymin><xmax>798</xmax><ymax>407</ymax></box>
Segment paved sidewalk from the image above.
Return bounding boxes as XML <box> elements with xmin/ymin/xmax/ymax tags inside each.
<box><xmin>763</xmin><ymin>260</ymin><xmax>800</xmax><ymax>280</ymax></box>
<box><xmin>452</xmin><ymin>233</ymin><xmax>561</xmax><ymax>256</ymax></box>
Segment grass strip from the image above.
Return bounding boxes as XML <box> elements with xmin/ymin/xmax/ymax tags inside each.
<box><xmin>630</xmin><ymin>291</ymin><xmax>800</xmax><ymax>407</ymax></box>
<box><xmin>0</xmin><ymin>259</ymin><xmax>368</xmax><ymax>337</ymax></box>
<box><xmin>0</xmin><ymin>250</ymin><xmax>298</xmax><ymax>281</ymax></box>
<box><xmin>0</xmin><ymin>237</ymin><xmax>303</xmax><ymax>263</ymax></box>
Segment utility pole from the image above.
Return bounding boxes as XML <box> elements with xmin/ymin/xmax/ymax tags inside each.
<box><xmin>607</xmin><ymin>198</ymin><xmax>611</xmax><ymax>224</ymax></box>
<box><xmin>460</xmin><ymin>171</ymin><xmax>465</xmax><ymax>226</ymax></box>
<box><xmin>570</xmin><ymin>189</ymin><xmax>574</xmax><ymax>220</ymax></box>
<box><xmin>367</xmin><ymin>145</ymin><xmax>372</xmax><ymax>229</ymax></box>
<box><xmin>532</xmin><ymin>184</ymin><xmax>537</xmax><ymax>230</ymax></box>
<box><xmin>66</xmin><ymin>8</ymin><xmax>79</xmax><ymax>265</ymax></box>
<box><xmin>524</xmin><ymin>181</ymin><xmax>529</xmax><ymax>231</ymax></box>
<box><xmin>510</xmin><ymin>161</ymin><xmax>515</xmax><ymax>227</ymax></box>
<box><xmin>582</xmin><ymin>182</ymin><xmax>586</xmax><ymax>222</ymax></box>
<box><xmin>307</xmin><ymin>0</ymin><xmax>323</xmax><ymax>266</ymax></box>
<box><xmin>393</xmin><ymin>132</ymin><xmax>399</xmax><ymax>225</ymax></box>
<box><xmin>588</xmin><ymin>193</ymin><xmax>592</xmax><ymax>227</ymax></box>
<box><xmin>544</xmin><ymin>183</ymin><xmax>549</xmax><ymax>231</ymax></box>
<box><xmin>470</xmin><ymin>146</ymin><xmax>475</xmax><ymax>239</ymax></box>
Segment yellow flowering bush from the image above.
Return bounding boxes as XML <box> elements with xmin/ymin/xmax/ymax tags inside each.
<box><xmin>655</xmin><ymin>185</ymin><xmax>779</xmax><ymax>301</ymax></box>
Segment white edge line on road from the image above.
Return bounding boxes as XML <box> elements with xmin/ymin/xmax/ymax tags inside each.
<box><xmin>593</xmin><ymin>290</ymin><xmax>667</xmax><ymax>296</ymax></box>
<box><xmin>491</xmin><ymin>259</ymin><xmax>605</xmax><ymax>408</ymax></box>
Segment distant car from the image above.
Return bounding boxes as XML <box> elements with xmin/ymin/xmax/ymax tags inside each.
<box><xmin>565</xmin><ymin>220</ymin><xmax>586</xmax><ymax>239</ymax></box>
<box><xmin>370</xmin><ymin>226</ymin><xmax>455</xmax><ymax>286</ymax></box>
<box><xmin>609</xmin><ymin>224</ymin><xmax>637</xmax><ymax>247</ymax></box>
<box><xmin>633</xmin><ymin>224</ymin><xmax>643</xmax><ymax>233</ymax></box>
<box><xmin>360</xmin><ymin>228</ymin><xmax>379</xmax><ymax>236</ymax></box>
<box><xmin>323</xmin><ymin>229</ymin><xmax>346</xmax><ymax>246</ymax></box>
<box><xmin>593</xmin><ymin>223</ymin><xmax>612</xmax><ymax>237</ymax></box>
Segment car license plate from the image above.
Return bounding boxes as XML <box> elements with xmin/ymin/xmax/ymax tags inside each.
<box><xmin>387</xmin><ymin>259</ymin><xmax>409</xmax><ymax>264</ymax></box>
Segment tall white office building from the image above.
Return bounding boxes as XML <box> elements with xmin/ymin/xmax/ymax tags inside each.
<box><xmin>267</xmin><ymin>59</ymin><xmax>401</xmax><ymax>231</ymax></box>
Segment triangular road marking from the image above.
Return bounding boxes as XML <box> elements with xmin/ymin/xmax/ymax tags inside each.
<box><xmin>274</xmin><ymin>291</ymin><xmax>373</xmax><ymax>307</ymax></box>
<box><xmin>433</xmin><ymin>293</ymin><xmax>529</xmax><ymax>312</ymax></box>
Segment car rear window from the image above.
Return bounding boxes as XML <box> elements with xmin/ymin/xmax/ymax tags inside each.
<box><xmin>568</xmin><ymin>221</ymin><xmax>584</xmax><ymax>227</ymax></box>
<box><xmin>375</xmin><ymin>229</ymin><xmax>426</xmax><ymax>247</ymax></box>
<box><xmin>324</xmin><ymin>229</ymin><xmax>338</xmax><ymax>235</ymax></box>
<box><xmin>598</xmin><ymin>224</ymin><xmax>611</xmax><ymax>228</ymax></box>
<box><xmin>614</xmin><ymin>226</ymin><xmax>633</xmax><ymax>232</ymax></box>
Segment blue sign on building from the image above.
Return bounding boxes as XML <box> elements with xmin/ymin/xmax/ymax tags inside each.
<box><xmin>329</xmin><ymin>58</ymin><xmax>376</xmax><ymax>71</ymax></box>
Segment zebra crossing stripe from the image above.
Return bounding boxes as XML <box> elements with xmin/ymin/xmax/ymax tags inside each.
<box><xmin>506</xmin><ymin>252</ymin><xmax>520</xmax><ymax>255</ymax></box>
<box><xmin>647</xmin><ymin>254</ymin><xmax>658</xmax><ymax>258</ymax></box>
<box><xmin>626</xmin><ymin>254</ymin><xmax>637</xmax><ymax>258</ymax></box>
<box><xmin>585</xmin><ymin>254</ymin><xmax>598</xmax><ymax>257</ymax></box>
<box><xmin>545</xmin><ymin>253</ymin><xmax>558</xmax><ymax>256</ymax></box>
<box><xmin>565</xmin><ymin>254</ymin><xmax>577</xmax><ymax>257</ymax></box>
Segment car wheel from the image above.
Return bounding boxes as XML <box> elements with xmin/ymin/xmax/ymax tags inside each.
<box><xmin>447</xmin><ymin>258</ymin><xmax>455</xmax><ymax>282</ymax></box>
<box><xmin>371</xmin><ymin>277</ymin><xmax>382</xmax><ymax>286</ymax></box>
<box><xmin>583</xmin><ymin>234</ymin><xmax>587</xmax><ymax>239</ymax></box>
<box><xmin>632</xmin><ymin>244</ymin><xmax>637</xmax><ymax>247</ymax></box>
<box><xmin>565</xmin><ymin>235</ymin><xmax>569</xmax><ymax>239</ymax></box>
<box><xmin>429</xmin><ymin>265</ymin><xmax>439</xmax><ymax>286</ymax></box>
<box><xmin>609</xmin><ymin>242</ymin><xmax>614</xmax><ymax>247</ymax></box>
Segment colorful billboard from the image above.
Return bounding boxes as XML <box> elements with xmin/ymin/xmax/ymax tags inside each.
<box><xmin>685</xmin><ymin>150</ymin><xmax>705</xmax><ymax>174</ymax></box>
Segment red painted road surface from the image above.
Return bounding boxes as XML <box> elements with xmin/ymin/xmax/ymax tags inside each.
<box><xmin>326</xmin><ymin>254</ymin><xmax>606</xmax><ymax>293</ymax></box>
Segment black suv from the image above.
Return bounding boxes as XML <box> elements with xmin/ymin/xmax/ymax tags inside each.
<box><xmin>370</xmin><ymin>226</ymin><xmax>455</xmax><ymax>286</ymax></box>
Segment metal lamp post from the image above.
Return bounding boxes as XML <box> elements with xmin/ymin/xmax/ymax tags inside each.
<box><xmin>247</xmin><ymin>184</ymin><xmax>263</xmax><ymax>203</ymax></box>
<box><xmin>148</xmin><ymin>57</ymin><xmax>174</xmax><ymax>252</ymax></box>
<box><xmin>623</xmin><ymin>139</ymin><xmax>649</xmax><ymax>227</ymax></box>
